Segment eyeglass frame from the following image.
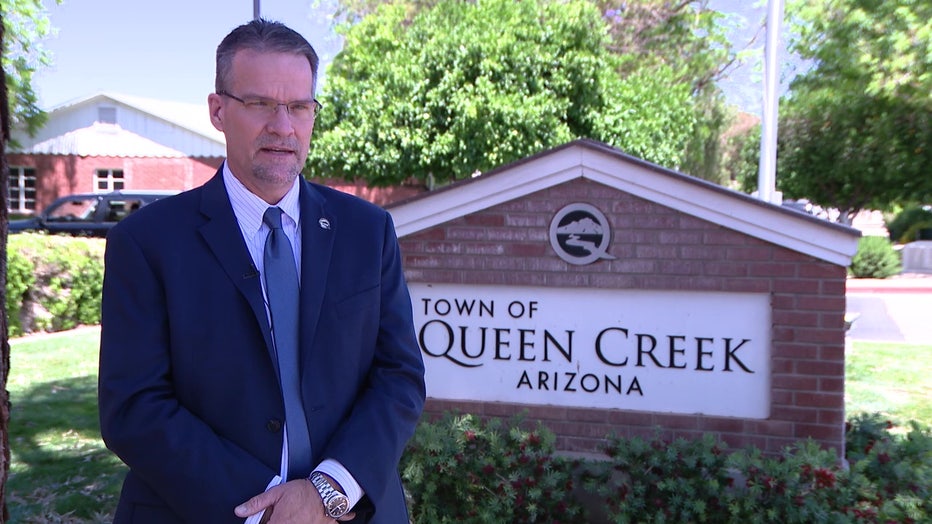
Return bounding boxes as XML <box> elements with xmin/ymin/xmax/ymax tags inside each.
<box><xmin>216</xmin><ymin>91</ymin><xmax>323</xmax><ymax>121</ymax></box>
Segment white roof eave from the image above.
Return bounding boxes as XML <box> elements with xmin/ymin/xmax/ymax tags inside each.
<box><xmin>389</xmin><ymin>141</ymin><xmax>860</xmax><ymax>266</ymax></box>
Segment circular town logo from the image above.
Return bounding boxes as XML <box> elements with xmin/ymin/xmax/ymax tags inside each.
<box><xmin>549</xmin><ymin>203</ymin><xmax>616</xmax><ymax>265</ymax></box>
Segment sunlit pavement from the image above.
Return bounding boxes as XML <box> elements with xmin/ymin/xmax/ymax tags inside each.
<box><xmin>846</xmin><ymin>273</ymin><xmax>932</xmax><ymax>344</ymax></box>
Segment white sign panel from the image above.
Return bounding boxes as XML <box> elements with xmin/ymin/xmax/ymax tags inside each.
<box><xmin>410</xmin><ymin>283</ymin><xmax>772</xmax><ymax>419</ymax></box>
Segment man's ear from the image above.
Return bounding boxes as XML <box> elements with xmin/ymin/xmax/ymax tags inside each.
<box><xmin>208</xmin><ymin>93</ymin><xmax>224</xmax><ymax>131</ymax></box>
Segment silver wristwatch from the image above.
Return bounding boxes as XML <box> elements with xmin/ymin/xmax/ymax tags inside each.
<box><xmin>309</xmin><ymin>471</ymin><xmax>351</xmax><ymax>519</ymax></box>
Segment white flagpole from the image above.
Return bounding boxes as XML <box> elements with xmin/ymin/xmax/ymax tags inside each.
<box><xmin>758</xmin><ymin>0</ymin><xmax>785</xmax><ymax>204</ymax></box>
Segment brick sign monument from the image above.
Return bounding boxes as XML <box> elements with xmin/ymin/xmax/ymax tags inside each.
<box><xmin>388</xmin><ymin>139</ymin><xmax>860</xmax><ymax>456</ymax></box>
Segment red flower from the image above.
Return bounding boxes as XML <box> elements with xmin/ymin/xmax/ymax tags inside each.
<box><xmin>814</xmin><ymin>468</ymin><xmax>836</xmax><ymax>489</ymax></box>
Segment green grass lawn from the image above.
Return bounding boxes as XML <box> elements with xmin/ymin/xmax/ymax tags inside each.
<box><xmin>6</xmin><ymin>329</ymin><xmax>932</xmax><ymax>522</ymax></box>
<box><xmin>7</xmin><ymin>328</ymin><xmax>123</xmax><ymax>523</ymax></box>
<box><xmin>845</xmin><ymin>340</ymin><xmax>932</xmax><ymax>427</ymax></box>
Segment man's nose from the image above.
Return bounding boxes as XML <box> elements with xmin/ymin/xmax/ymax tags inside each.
<box><xmin>265</xmin><ymin>105</ymin><xmax>295</xmax><ymax>134</ymax></box>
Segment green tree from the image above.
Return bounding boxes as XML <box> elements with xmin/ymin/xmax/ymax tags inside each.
<box><xmin>309</xmin><ymin>0</ymin><xmax>702</xmax><ymax>187</ymax></box>
<box><xmin>2</xmin><ymin>0</ymin><xmax>57</xmax><ymax>139</ymax></box>
<box><xmin>772</xmin><ymin>0</ymin><xmax>932</xmax><ymax>222</ymax></box>
<box><xmin>778</xmin><ymin>87</ymin><xmax>931</xmax><ymax>223</ymax></box>
<box><xmin>596</xmin><ymin>1</ymin><xmax>737</xmax><ymax>183</ymax></box>
<box><xmin>331</xmin><ymin>1</ymin><xmax>739</xmax><ymax>182</ymax></box>
<box><xmin>1</xmin><ymin>7</ymin><xmax>14</xmax><ymax>522</ymax></box>
<box><xmin>789</xmin><ymin>0</ymin><xmax>932</xmax><ymax>109</ymax></box>
<box><xmin>729</xmin><ymin>122</ymin><xmax>762</xmax><ymax>194</ymax></box>
<box><xmin>2</xmin><ymin>2</ymin><xmax>56</xmax><ymax>518</ymax></box>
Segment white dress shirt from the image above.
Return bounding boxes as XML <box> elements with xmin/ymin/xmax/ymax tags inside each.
<box><xmin>222</xmin><ymin>163</ymin><xmax>363</xmax><ymax>521</ymax></box>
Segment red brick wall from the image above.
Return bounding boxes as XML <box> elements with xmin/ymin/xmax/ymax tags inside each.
<box><xmin>9</xmin><ymin>153</ymin><xmax>421</xmax><ymax>213</ymax></box>
<box><xmin>7</xmin><ymin>154</ymin><xmax>222</xmax><ymax>212</ymax></box>
<box><xmin>311</xmin><ymin>178</ymin><xmax>426</xmax><ymax>207</ymax></box>
<box><xmin>398</xmin><ymin>178</ymin><xmax>848</xmax><ymax>456</ymax></box>
<box><xmin>124</xmin><ymin>157</ymin><xmax>221</xmax><ymax>191</ymax></box>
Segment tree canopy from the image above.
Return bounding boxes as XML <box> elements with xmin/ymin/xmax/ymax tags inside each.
<box><xmin>1</xmin><ymin>0</ymin><xmax>56</xmax><ymax>138</ymax></box>
<box><xmin>309</xmin><ymin>0</ymin><xmax>733</xmax><ymax>187</ymax></box>
<box><xmin>778</xmin><ymin>88</ymin><xmax>931</xmax><ymax>221</ymax></box>
<box><xmin>0</xmin><ymin>0</ymin><xmax>57</xmax><ymax>515</ymax></box>
<box><xmin>776</xmin><ymin>0</ymin><xmax>932</xmax><ymax>220</ymax></box>
<box><xmin>735</xmin><ymin>0</ymin><xmax>931</xmax><ymax>221</ymax></box>
<box><xmin>596</xmin><ymin>0</ymin><xmax>737</xmax><ymax>183</ymax></box>
<box><xmin>788</xmin><ymin>0</ymin><xmax>932</xmax><ymax>109</ymax></box>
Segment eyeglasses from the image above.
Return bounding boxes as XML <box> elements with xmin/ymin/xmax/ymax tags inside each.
<box><xmin>217</xmin><ymin>91</ymin><xmax>322</xmax><ymax>122</ymax></box>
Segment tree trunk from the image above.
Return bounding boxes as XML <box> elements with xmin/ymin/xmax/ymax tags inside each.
<box><xmin>0</xmin><ymin>10</ymin><xmax>13</xmax><ymax>523</ymax></box>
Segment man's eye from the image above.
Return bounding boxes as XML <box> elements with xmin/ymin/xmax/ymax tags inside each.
<box><xmin>247</xmin><ymin>100</ymin><xmax>276</xmax><ymax>110</ymax></box>
<box><xmin>288</xmin><ymin>103</ymin><xmax>312</xmax><ymax>113</ymax></box>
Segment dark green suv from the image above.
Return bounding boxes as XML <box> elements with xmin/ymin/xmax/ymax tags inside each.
<box><xmin>9</xmin><ymin>190</ymin><xmax>177</xmax><ymax>237</ymax></box>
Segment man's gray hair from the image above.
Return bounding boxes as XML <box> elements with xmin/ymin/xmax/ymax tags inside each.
<box><xmin>215</xmin><ymin>18</ymin><xmax>320</xmax><ymax>95</ymax></box>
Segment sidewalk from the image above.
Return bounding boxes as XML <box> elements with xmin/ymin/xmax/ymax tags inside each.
<box><xmin>846</xmin><ymin>272</ymin><xmax>932</xmax><ymax>294</ymax></box>
<box><xmin>846</xmin><ymin>274</ymin><xmax>932</xmax><ymax>343</ymax></box>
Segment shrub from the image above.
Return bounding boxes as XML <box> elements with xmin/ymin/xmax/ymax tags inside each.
<box><xmin>43</xmin><ymin>240</ymin><xmax>105</xmax><ymax>331</ymax></box>
<box><xmin>399</xmin><ymin>411</ymin><xmax>932</xmax><ymax>523</ymax></box>
<box><xmin>845</xmin><ymin>412</ymin><xmax>895</xmax><ymax>464</ymax></box>
<box><xmin>584</xmin><ymin>432</ymin><xmax>733</xmax><ymax>522</ymax></box>
<box><xmin>849</xmin><ymin>236</ymin><xmax>901</xmax><ymax>279</ymax></box>
<box><xmin>724</xmin><ymin>441</ymin><xmax>868</xmax><ymax>523</ymax></box>
<box><xmin>586</xmin><ymin>433</ymin><xmax>877</xmax><ymax>523</ymax></box>
<box><xmin>886</xmin><ymin>206</ymin><xmax>932</xmax><ymax>244</ymax></box>
<box><xmin>6</xmin><ymin>233</ymin><xmax>105</xmax><ymax>335</ymax></box>
<box><xmin>400</xmin><ymin>413</ymin><xmax>585</xmax><ymax>523</ymax></box>
<box><xmin>846</xmin><ymin>415</ymin><xmax>932</xmax><ymax>523</ymax></box>
<box><xmin>5</xmin><ymin>247</ymin><xmax>36</xmax><ymax>337</ymax></box>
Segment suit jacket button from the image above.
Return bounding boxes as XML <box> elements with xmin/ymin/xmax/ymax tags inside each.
<box><xmin>266</xmin><ymin>419</ymin><xmax>282</xmax><ymax>433</ymax></box>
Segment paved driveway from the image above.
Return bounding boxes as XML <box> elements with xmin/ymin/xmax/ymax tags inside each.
<box><xmin>846</xmin><ymin>292</ymin><xmax>932</xmax><ymax>344</ymax></box>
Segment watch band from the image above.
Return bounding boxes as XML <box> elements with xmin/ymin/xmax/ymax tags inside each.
<box><xmin>309</xmin><ymin>471</ymin><xmax>351</xmax><ymax>519</ymax></box>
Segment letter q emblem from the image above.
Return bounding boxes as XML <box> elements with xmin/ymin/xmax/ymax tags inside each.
<box><xmin>549</xmin><ymin>203</ymin><xmax>616</xmax><ymax>265</ymax></box>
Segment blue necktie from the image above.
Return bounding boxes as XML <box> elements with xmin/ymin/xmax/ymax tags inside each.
<box><xmin>263</xmin><ymin>207</ymin><xmax>312</xmax><ymax>479</ymax></box>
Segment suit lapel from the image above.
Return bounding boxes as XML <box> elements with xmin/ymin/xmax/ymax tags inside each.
<box><xmin>197</xmin><ymin>172</ymin><xmax>275</xmax><ymax>359</ymax></box>
<box><xmin>297</xmin><ymin>180</ymin><xmax>335</xmax><ymax>364</ymax></box>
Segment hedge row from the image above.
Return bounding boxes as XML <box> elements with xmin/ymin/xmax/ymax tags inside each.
<box><xmin>401</xmin><ymin>412</ymin><xmax>931</xmax><ymax>523</ymax></box>
<box><xmin>5</xmin><ymin>233</ymin><xmax>105</xmax><ymax>337</ymax></box>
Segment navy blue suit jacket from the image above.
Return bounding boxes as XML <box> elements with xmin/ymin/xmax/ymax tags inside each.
<box><xmin>98</xmin><ymin>171</ymin><xmax>426</xmax><ymax>523</ymax></box>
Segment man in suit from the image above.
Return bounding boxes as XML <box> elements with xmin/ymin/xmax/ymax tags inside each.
<box><xmin>98</xmin><ymin>19</ymin><xmax>426</xmax><ymax>523</ymax></box>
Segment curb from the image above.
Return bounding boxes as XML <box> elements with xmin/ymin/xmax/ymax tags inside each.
<box><xmin>846</xmin><ymin>286</ymin><xmax>932</xmax><ymax>294</ymax></box>
<box><xmin>846</xmin><ymin>282</ymin><xmax>932</xmax><ymax>294</ymax></box>
<box><xmin>846</xmin><ymin>273</ymin><xmax>932</xmax><ymax>295</ymax></box>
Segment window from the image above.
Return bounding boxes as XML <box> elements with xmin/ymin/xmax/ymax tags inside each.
<box><xmin>98</xmin><ymin>106</ymin><xmax>117</xmax><ymax>124</ymax></box>
<box><xmin>104</xmin><ymin>198</ymin><xmax>144</xmax><ymax>222</ymax></box>
<box><xmin>46</xmin><ymin>196</ymin><xmax>99</xmax><ymax>223</ymax></box>
<box><xmin>95</xmin><ymin>169</ymin><xmax>125</xmax><ymax>192</ymax></box>
<box><xmin>8</xmin><ymin>166</ymin><xmax>37</xmax><ymax>213</ymax></box>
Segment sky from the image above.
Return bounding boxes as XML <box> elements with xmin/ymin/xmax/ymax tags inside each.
<box><xmin>32</xmin><ymin>0</ymin><xmax>785</xmax><ymax>115</ymax></box>
<box><xmin>33</xmin><ymin>0</ymin><xmax>345</xmax><ymax>108</ymax></box>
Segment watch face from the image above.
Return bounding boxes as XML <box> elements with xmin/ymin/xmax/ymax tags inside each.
<box><xmin>327</xmin><ymin>496</ymin><xmax>350</xmax><ymax>518</ymax></box>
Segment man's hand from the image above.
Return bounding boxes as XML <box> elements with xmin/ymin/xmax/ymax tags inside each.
<box><xmin>234</xmin><ymin>479</ymin><xmax>356</xmax><ymax>523</ymax></box>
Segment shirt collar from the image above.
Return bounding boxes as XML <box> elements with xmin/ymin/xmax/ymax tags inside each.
<box><xmin>223</xmin><ymin>162</ymin><xmax>301</xmax><ymax>234</ymax></box>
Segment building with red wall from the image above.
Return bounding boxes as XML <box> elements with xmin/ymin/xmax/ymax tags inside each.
<box><xmin>8</xmin><ymin>93</ymin><xmax>225</xmax><ymax>215</ymax></box>
<box><xmin>8</xmin><ymin>92</ymin><xmax>422</xmax><ymax>215</ymax></box>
